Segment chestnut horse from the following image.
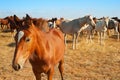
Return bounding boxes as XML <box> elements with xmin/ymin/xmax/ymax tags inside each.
<box><xmin>0</xmin><ymin>18</ymin><xmax>10</xmax><ymax>30</ymax></box>
<box><xmin>12</xmin><ymin>14</ymin><xmax>65</xmax><ymax>80</ymax></box>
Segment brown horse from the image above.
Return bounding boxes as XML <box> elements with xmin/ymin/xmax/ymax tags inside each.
<box><xmin>0</xmin><ymin>18</ymin><xmax>10</xmax><ymax>30</ymax></box>
<box><xmin>12</xmin><ymin>14</ymin><xmax>65</xmax><ymax>80</ymax></box>
<box><xmin>5</xmin><ymin>16</ymin><xmax>19</xmax><ymax>32</ymax></box>
<box><xmin>13</xmin><ymin>15</ymin><xmax>23</xmax><ymax>31</ymax></box>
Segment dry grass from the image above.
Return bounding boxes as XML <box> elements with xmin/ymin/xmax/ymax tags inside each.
<box><xmin>0</xmin><ymin>29</ymin><xmax>120</xmax><ymax>80</ymax></box>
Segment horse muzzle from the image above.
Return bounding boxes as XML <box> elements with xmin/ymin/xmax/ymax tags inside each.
<box><xmin>12</xmin><ymin>63</ymin><xmax>21</xmax><ymax>71</ymax></box>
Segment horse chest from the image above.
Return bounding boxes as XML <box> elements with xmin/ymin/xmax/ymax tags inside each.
<box><xmin>29</xmin><ymin>53</ymin><xmax>54</xmax><ymax>73</ymax></box>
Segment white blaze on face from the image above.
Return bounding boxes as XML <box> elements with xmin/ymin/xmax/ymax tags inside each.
<box><xmin>18</xmin><ymin>31</ymin><xmax>24</xmax><ymax>43</ymax></box>
<box><xmin>53</xmin><ymin>21</ymin><xmax>56</xmax><ymax>28</ymax></box>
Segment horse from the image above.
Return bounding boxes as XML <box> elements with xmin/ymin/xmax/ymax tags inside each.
<box><xmin>12</xmin><ymin>14</ymin><xmax>65</xmax><ymax>80</ymax></box>
<box><xmin>79</xmin><ymin>24</ymin><xmax>94</xmax><ymax>43</ymax></box>
<box><xmin>112</xmin><ymin>17</ymin><xmax>120</xmax><ymax>35</ymax></box>
<box><xmin>5</xmin><ymin>16</ymin><xmax>19</xmax><ymax>32</ymax></box>
<box><xmin>107</xmin><ymin>19</ymin><xmax>119</xmax><ymax>41</ymax></box>
<box><xmin>95</xmin><ymin>17</ymin><xmax>109</xmax><ymax>45</ymax></box>
<box><xmin>78</xmin><ymin>17</ymin><xmax>98</xmax><ymax>43</ymax></box>
<box><xmin>0</xmin><ymin>18</ymin><xmax>10</xmax><ymax>30</ymax></box>
<box><xmin>13</xmin><ymin>15</ymin><xmax>24</xmax><ymax>31</ymax></box>
<box><xmin>56</xmin><ymin>15</ymin><xmax>96</xmax><ymax>49</ymax></box>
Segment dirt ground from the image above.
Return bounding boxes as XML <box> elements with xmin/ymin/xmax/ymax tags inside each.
<box><xmin>0</xmin><ymin>29</ymin><xmax>120</xmax><ymax>80</ymax></box>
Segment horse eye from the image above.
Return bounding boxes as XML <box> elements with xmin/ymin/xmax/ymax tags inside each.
<box><xmin>25</xmin><ymin>37</ymin><xmax>30</xmax><ymax>42</ymax></box>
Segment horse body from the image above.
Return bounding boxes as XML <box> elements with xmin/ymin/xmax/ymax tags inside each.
<box><xmin>0</xmin><ymin>18</ymin><xmax>9</xmax><ymax>30</ymax></box>
<box><xmin>112</xmin><ymin>17</ymin><xmax>120</xmax><ymax>33</ymax></box>
<box><xmin>95</xmin><ymin>17</ymin><xmax>109</xmax><ymax>45</ymax></box>
<box><xmin>12</xmin><ymin>15</ymin><xmax>65</xmax><ymax>80</ymax></box>
<box><xmin>5</xmin><ymin>16</ymin><xmax>19</xmax><ymax>32</ymax></box>
<box><xmin>95</xmin><ymin>20</ymin><xmax>108</xmax><ymax>32</ymax></box>
<box><xmin>29</xmin><ymin>28</ymin><xmax>64</xmax><ymax>72</ymax></box>
<box><xmin>107</xmin><ymin>19</ymin><xmax>119</xmax><ymax>40</ymax></box>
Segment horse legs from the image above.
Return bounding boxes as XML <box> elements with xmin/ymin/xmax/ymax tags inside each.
<box><xmin>75</xmin><ymin>32</ymin><xmax>80</xmax><ymax>49</ymax></box>
<box><xmin>32</xmin><ymin>68</ymin><xmax>41</xmax><ymax>80</ymax></box>
<box><xmin>1</xmin><ymin>24</ymin><xmax>4</xmax><ymax>30</ymax></box>
<box><xmin>47</xmin><ymin>67</ymin><xmax>54</xmax><ymax>80</ymax></box>
<box><xmin>117</xmin><ymin>32</ymin><xmax>119</xmax><ymax>41</ymax></box>
<box><xmin>86</xmin><ymin>30</ymin><xmax>92</xmax><ymax>43</ymax></box>
<box><xmin>107</xmin><ymin>29</ymin><xmax>110</xmax><ymax>36</ymax></box>
<box><xmin>115</xmin><ymin>26</ymin><xmax>120</xmax><ymax>41</ymax></box>
<box><xmin>58</xmin><ymin>58</ymin><xmax>64</xmax><ymax>80</ymax></box>
<box><xmin>103</xmin><ymin>32</ymin><xmax>106</xmax><ymax>45</ymax></box>
<box><xmin>99</xmin><ymin>32</ymin><xmax>102</xmax><ymax>45</ymax></box>
<box><xmin>89</xmin><ymin>31</ymin><xmax>93</xmax><ymax>43</ymax></box>
<box><xmin>64</xmin><ymin>34</ymin><xmax>67</xmax><ymax>47</ymax></box>
<box><xmin>72</xmin><ymin>33</ymin><xmax>76</xmax><ymax>49</ymax></box>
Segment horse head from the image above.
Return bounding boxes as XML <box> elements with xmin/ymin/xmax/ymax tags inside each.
<box><xmin>12</xmin><ymin>14</ymin><xmax>36</xmax><ymax>71</ymax></box>
<box><xmin>103</xmin><ymin>17</ymin><xmax>109</xmax><ymax>28</ymax></box>
<box><xmin>86</xmin><ymin>15</ymin><xmax>96</xmax><ymax>29</ymax></box>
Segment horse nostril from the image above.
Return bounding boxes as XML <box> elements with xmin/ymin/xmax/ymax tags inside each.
<box><xmin>12</xmin><ymin>64</ymin><xmax>21</xmax><ymax>71</ymax></box>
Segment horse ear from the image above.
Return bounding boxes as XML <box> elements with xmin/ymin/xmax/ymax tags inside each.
<box><xmin>14</xmin><ymin>15</ymin><xmax>17</xmax><ymax>18</ymax></box>
<box><xmin>25</xmin><ymin>14</ymin><xmax>33</xmax><ymax>26</ymax></box>
<box><xmin>26</xmin><ymin>14</ymin><xmax>31</xmax><ymax>20</ymax></box>
<box><xmin>14</xmin><ymin>15</ymin><xmax>20</xmax><ymax>22</ymax></box>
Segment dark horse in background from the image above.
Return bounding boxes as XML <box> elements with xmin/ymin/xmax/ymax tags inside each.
<box><xmin>112</xmin><ymin>17</ymin><xmax>120</xmax><ymax>33</ymax></box>
<box><xmin>12</xmin><ymin>14</ymin><xmax>65</xmax><ymax>80</ymax></box>
<box><xmin>106</xmin><ymin>17</ymin><xmax>120</xmax><ymax>41</ymax></box>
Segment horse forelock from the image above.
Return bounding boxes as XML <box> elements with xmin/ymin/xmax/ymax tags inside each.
<box><xmin>17</xmin><ymin>31</ymin><xmax>24</xmax><ymax>43</ymax></box>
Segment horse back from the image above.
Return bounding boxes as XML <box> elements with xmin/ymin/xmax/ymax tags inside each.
<box><xmin>50</xmin><ymin>28</ymin><xmax>64</xmax><ymax>40</ymax></box>
<box><xmin>48</xmin><ymin>29</ymin><xmax>65</xmax><ymax>63</ymax></box>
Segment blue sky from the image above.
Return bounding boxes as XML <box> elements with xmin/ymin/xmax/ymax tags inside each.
<box><xmin>0</xmin><ymin>0</ymin><xmax>119</xmax><ymax>19</ymax></box>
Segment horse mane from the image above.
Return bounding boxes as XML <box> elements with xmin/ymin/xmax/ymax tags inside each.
<box><xmin>32</xmin><ymin>18</ymin><xmax>50</xmax><ymax>32</ymax></box>
<box><xmin>21</xmin><ymin>14</ymin><xmax>50</xmax><ymax>32</ymax></box>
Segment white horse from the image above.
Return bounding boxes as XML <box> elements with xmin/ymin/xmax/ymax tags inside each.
<box><xmin>58</xmin><ymin>15</ymin><xmax>96</xmax><ymax>49</ymax></box>
<box><xmin>95</xmin><ymin>17</ymin><xmax>109</xmax><ymax>45</ymax></box>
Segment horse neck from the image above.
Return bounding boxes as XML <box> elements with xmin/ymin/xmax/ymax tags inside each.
<box><xmin>31</xmin><ymin>26</ymin><xmax>47</xmax><ymax>55</ymax></box>
<box><xmin>78</xmin><ymin>17</ymin><xmax>87</xmax><ymax>27</ymax></box>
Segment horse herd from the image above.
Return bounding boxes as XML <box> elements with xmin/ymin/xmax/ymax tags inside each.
<box><xmin>0</xmin><ymin>14</ymin><xmax>120</xmax><ymax>80</ymax></box>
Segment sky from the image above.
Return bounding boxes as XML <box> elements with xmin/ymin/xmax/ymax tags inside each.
<box><xmin>0</xmin><ymin>0</ymin><xmax>119</xmax><ymax>19</ymax></box>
